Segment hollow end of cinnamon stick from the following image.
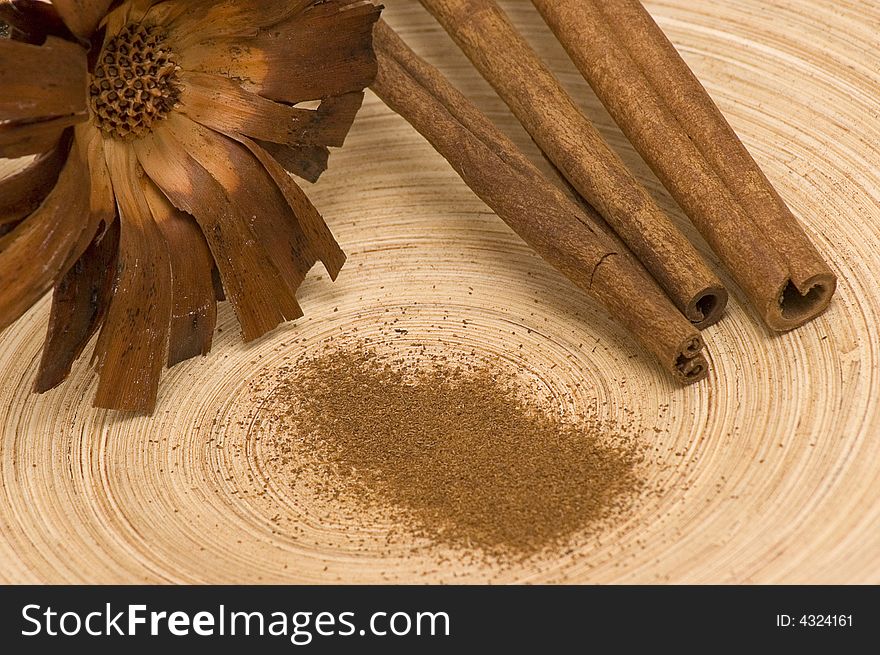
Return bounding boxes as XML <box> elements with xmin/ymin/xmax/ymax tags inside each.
<box><xmin>673</xmin><ymin>334</ymin><xmax>709</xmax><ymax>384</ymax></box>
<box><xmin>686</xmin><ymin>284</ymin><xmax>728</xmax><ymax>329</ymax></box>
<box><xmin>588</xmin><ymin>252</ymin><xmax>708</xmax><ymax>386</ymax></box>
<box><xmin>532</xmin><ymin>0</ymin><xmax>837</xmax><ymax>334</ymax></box>
<box><xmin>765</xmin><ymin>272</ymin><xmax>836</xmax><ymax>332</ymax></box>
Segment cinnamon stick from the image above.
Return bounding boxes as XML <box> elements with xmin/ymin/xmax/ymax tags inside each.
<box><xmin>370</xmin><ymin>20</ymin><xmax>709</xmax><ymax>384</ymax></box>
<box><xmin>532</xmin><ymin>0</ymin><xmax>836</xmax><ymax>331</ymax></box>
<box><xmin>419</xmin><ymin>0</ymin><xmax>726</xmax><ymax>328</ymax></box>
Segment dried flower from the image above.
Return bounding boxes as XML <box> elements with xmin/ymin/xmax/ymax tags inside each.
<box><xmin>0</xmin><ymin>0</ymin><xmax>381</xmax><ymax>412</ymax></box>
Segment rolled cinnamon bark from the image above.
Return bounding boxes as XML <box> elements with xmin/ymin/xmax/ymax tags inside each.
<box><xmin>532</xmin><ymin>0</ymin><xmax>836</xmax><ymax>331</ymax></box>
<box><xmin>371</xmin><ymin>20</ymin><xmax>709</xmax><ymax>384</ymax></box>
<box><xmin>419</xmin><ymin>0</ymin><xmax>726</xmax><ymax>328</ymax></box>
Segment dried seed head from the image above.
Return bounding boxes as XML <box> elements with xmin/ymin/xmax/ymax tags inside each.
<box><xmin>88</xmin><ymin>23</ymin><xmax>181</xmax><ymax>140</ymax></box>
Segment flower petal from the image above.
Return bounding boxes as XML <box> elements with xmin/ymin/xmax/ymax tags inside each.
<box><xmin>76</xmin><ymin>125</ymin><xmax>117</xmax><ymax>231</ymax></box>
<box><xmin>236</xmin><ymin>135</ymin><xmax>345</xmax><ymax>280</ymax></box>
<box><xmin>0</xmin><ymin>118</ymin><xmax>81</xmax><ymax>159</ymax></box>
<box><xmin>178</xmin><ymin>71</ymin><xmax>363</xmax><ymax>148</ymax></box>
<box><xmin>34</xmin><ymin>220</ymin><xmax>118</xmax><ymax>394</ymax></box>
<box><xmin>0</xmin><ymin>137</ymin><xmax>90</xmax><ymax>333</ymax></box>
<box><xmin>92</xmin><ymin>138</ymin><xmax>172</xmax><ymax>413</ymax></box>
<box><xmin>97</xmin><ymin>0</ymin><xmax>166</xmax><ymax>41</ymax></box>
<box><xmin>54</xmin><ymin>125</ymin><xmax>118</xmax><ymax>279</ymax></box>
<box><xmin>161</xmin><ymin>115</ymin><xmax>335</xmax><ymax>300</ymax></box>
<box><xmin>49</xmin><ymin>0</ymin><xmax>113</xmax><ymax>40</ymax></box>
<box><xmin>0</xmin><ymin>36</ymin><xmax>87</xmax><ymax>154</ymax></box>
<box><xmin>28</xmin><ymin>125</ymin><xmax>115</xmax><ymax>393</ymax></box>
<box><xmin>177</xmin><ymin>0</ymin><xmax>380</xmax><ymax>104</ymax></box>
<box><xmin>255</xmin><ymin>142</ymin><xmax>329</xmax><ymax>184</ymax></box>
<box><xmin>141</xmin><ymin>176</ymin><xmax>217</xmax><ymax>367</ymax></box>
<box><xmin>0</xmin><ymin>36</ymin><xmax>85</xmax><ymax>120</ymax></box>
<box><xmin>132</xmin><ymin>117</ymin><xmax>303</xmax><ymax>342</ymax></box>
<box><xmin>0</xmin><ymin>130</ymin><xmax>72</xmax><ymax>227</ymax></box>
<box><xmin>162</xmin><ymin>0</ymin><xmax>311</xmax><ymax>51</ymax></box>
<box><xmin>159</xmin><ymin>114</ymin><xmax>324</xmax><ymax>312</ymax></box>
<box><xmin>0</xmin><ymin>0</ymin><xmax>71</xmax><ymax>44</ymax></box>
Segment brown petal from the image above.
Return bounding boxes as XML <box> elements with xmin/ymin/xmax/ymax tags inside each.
<box><xmin>76</xmin><ymin>124</ymin><xmax>117</xmax><ymax>234</ymax></box>
<box><xmin>54</xmin><ymin>125</ymin><xmax>118</xmax><ymax>279</ymax></box>
<box><xmin>28</xmin><ymin>126</ymin><xmax>115</xmax><ymax>393</ymax></box>
<box><xmin>132</xmin><ymin>118</ymin><xmax>302</xmax><ymax>342</ymax></box>
<box><xmin>241</xmin><ymin>0</ymin><xmax>380</xmax><ymax>104</ymax></box>
<box><xmin>98</xmin><ymin>0</ymin><xmax>166</xmax><ymax>40</ymax></box>
<box><xmin>175</xmin><ymin>40</ymin><xmax>267</xmax><ymax>92</ymax></box>
<box><xmin>179</xmin><ymin>71</ymin><xmax>363</xmax><ymax>148</ymax></box>
<box><xmin>0</xmin><ymin>137</ymin><xmax>90</xmax><ymax>333</ymax></box>
<box><xmin>255</xmin><ymin>141</ymin><xmax>329</xmax><ymax>183</ymax></box>
<box><xmin>49</xmin><ymin>0</ymin><xmax>113</xmax><ymax>40</ymax></box>
<box><xmin>92</xmin><ymin>139</ymin><xmax>172</xmax><ymax>413</ymax></box>
<box><xmin>236</xmin><ymin>135</ymin><xmax>345</xmax><ymax>280</ymax></box>
<box><xmin>34</xmin><ymin>220</ymin><xmax>119</xmax><ymax>394</ymax></box>
<box><xmin>177</xmin><ymin>1</ymin><xmax>380</xmax><ymax>104</ymax></box>
<box><xmin>163</xmin><ymin>0</ymin><xmax>310</xmax><ymax>50</ymax></box>
<box><xmin>141</xmin><ymin>176</ymin><xmax>217</xmax><ymax>367</ymax></box>
<box><xmin>0</xmin><ymin>116</ymin><xmax>82</xmax><ymax>159</ymax></box>
<box><xmin>0</xmin><ymin>130</ymin><xmax>72</xmax><ymax>226</ymax></box>
<box><xmin>160</xmin><ymin>114</ymin><xmax>319</xmax><ymax>314</ymax></box>
<box><xmin>0</xmin><ymin>36</ymin><xmax>86</xmax><ymax>118</ymax></box>
<box><xmin>162</xmin><ymin>116</ymin><xmax>329</xmax><ymax>296</ymax></box>
<box><xmin>0</xmin><ymin>0</ymin><xmax>71</xmax><ymax>44</ymax></box>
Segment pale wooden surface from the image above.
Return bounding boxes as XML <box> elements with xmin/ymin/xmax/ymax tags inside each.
<box><xmin>1</xmin><ymin>0</ymin><xmax>878</xmax><ymax>583</ymax></box>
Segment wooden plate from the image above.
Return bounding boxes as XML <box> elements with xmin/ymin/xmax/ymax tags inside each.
<box><xmin>1</xmin><ymin>0</ymin><xmax>878</xmax><ymax>583</ymax></box>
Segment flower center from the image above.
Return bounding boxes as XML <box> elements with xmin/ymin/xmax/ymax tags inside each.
<box><xmin>88</xmin><ymin>23</ymin><xmax>180</xmax><ymax>141</ymax></box>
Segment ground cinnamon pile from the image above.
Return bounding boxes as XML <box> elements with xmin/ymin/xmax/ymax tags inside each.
<box><xmin>264</xmin><ymin>346</ymin><xmax>644</xmax><ymax>560</ymax></box>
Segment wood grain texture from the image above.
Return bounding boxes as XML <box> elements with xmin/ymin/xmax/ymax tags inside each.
<box><xmin>0</xmin><ymin>0</ymin><xmax>878</xmax><ymax>583</ymax></box>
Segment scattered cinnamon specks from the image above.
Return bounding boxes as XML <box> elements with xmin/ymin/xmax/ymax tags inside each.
<box><xmin>262</xmin><ymin>345</ymin><xmax>645</xmax><ymax>561</ymax></box>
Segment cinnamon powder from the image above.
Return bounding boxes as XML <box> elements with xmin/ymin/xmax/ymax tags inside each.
<box><xmin>264</xmin><ymin>346</ymin><xmax>645</xmax><ymax>560</ymax></box>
